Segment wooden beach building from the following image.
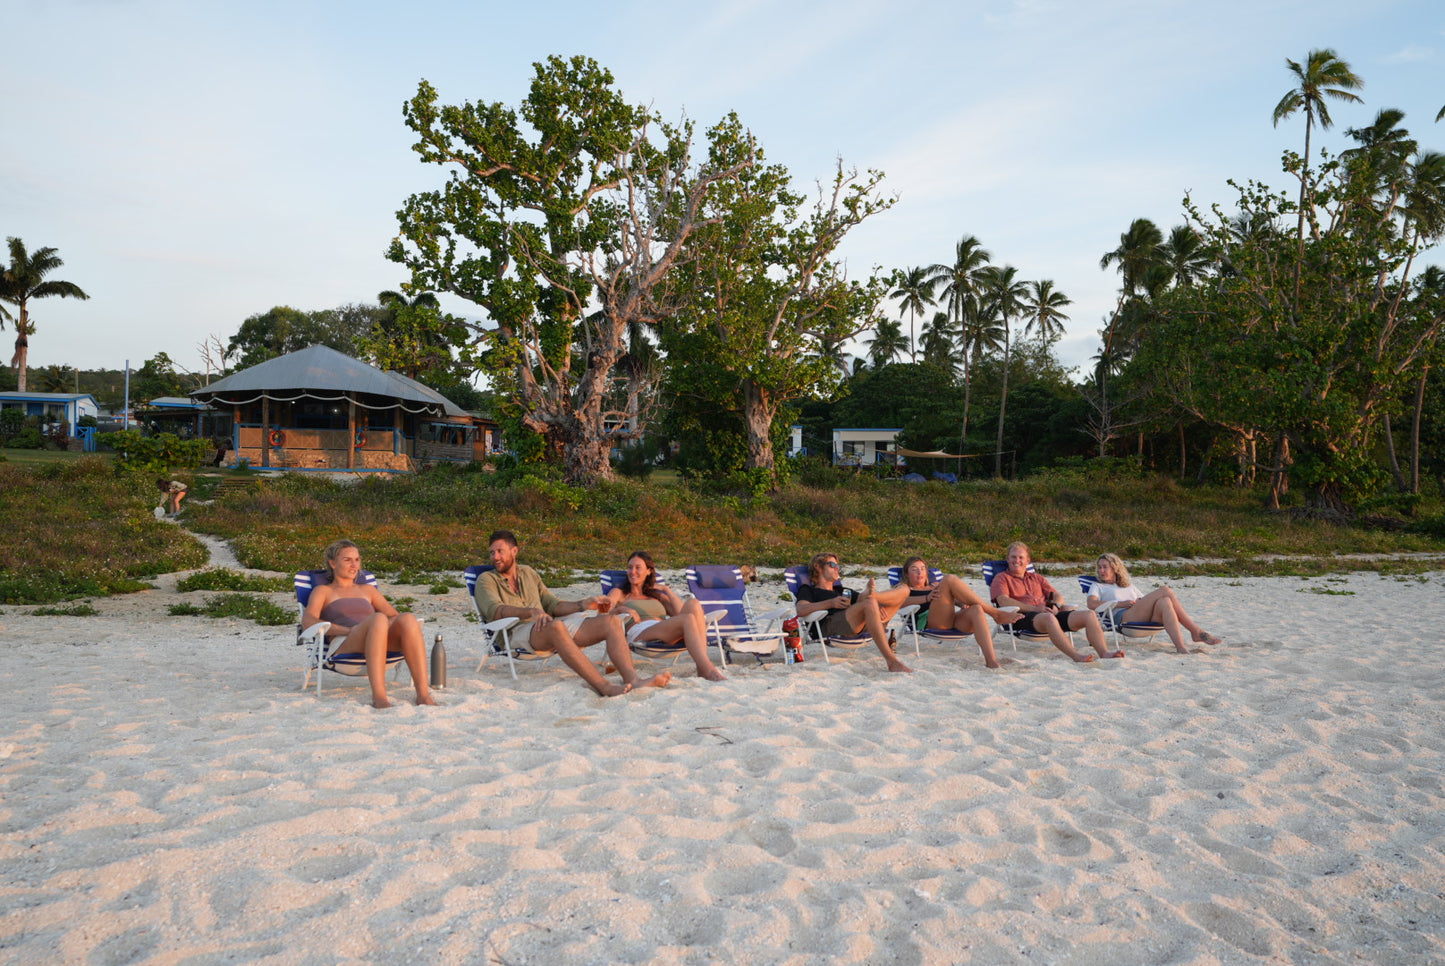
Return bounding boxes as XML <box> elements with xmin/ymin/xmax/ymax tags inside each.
<box><xmin>190</xmin><ymin>344</ymin><xmax>494</xmax><ymax>473</ymax></box>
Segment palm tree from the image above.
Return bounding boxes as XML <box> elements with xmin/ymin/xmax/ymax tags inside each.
<box><xmin>1342</xmin><ymin>109</ymin><xmax>1416</xmax><ymax>222</ymax></box>
<box><xmin>1162</xmin><ymin>225</ymin><xmax>1211</xmax><ymax>289</ymax></box>
<box><xmin>928</xmin><ymin>235</ymin><xmax>992</xmax><ymax>441</ymax></box>
<box><xmin>0</xmin><ymin>238</ymin><xmax>89</xmax><ymax>393</ymax></box>
<box><xmin>866</xmin><ymin>318</ymin><xmax>909</xmax><ymax>368</ymax></box>
<box><xmin>918</xmin><ymin>310</ymin><xmax>959</xmax><ymax>373</ymax></box>
<box><xmin>1022</xmin><ymin>279</ymin><xmax>1072</xmax><ymax>345</ymax></box>
<box><xmin>889</xmin><ymin>266</ymin><xmax>936</xmax><ymax>364</ymax></box>
<box><xmin>1099</xmin><ymin>218</ymin><xmax>1165</xmax><ymax>354</ymax></box>
<box><xmin>1272</xmin><ymin>48</ymin><xmax>1365</xmax><ymax>300</ymax></box>
<box><xmin>979</xmin><ymin>264</ymin><xmax>1028</xmax><ymax>477</ymax></box>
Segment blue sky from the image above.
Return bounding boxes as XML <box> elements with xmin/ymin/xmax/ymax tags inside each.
<box><xmin>4</xmin><ymin>0</ymin><xmax>1442</xmax><ymax>381</ymax></box>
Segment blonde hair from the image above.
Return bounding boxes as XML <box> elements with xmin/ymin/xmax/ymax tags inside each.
<box><xmin>1006</xmin><ymin>541</ymin><xmax>1030</xmax><ymax>559</ymax></box>
<box><xmin>323</xmin><ymin>539</ymin><xmax>359</xmax><ymax>582</ymax></box>
<box><xmin>1097</xmin><ymin>553</ymin><xmax>1132</xmax><ymax>587</ymax></box>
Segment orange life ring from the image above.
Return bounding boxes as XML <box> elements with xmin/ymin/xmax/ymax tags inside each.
<box><xmin>269</xmin><ymin>429</ymin><xmax>284</xmax><ymax>448</ymax></box>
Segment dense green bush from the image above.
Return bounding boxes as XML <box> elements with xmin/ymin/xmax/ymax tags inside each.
<box><xmin>109</xmin><ymin>430</ymin><xmax>209</xmax><ymax>472</ymax></box>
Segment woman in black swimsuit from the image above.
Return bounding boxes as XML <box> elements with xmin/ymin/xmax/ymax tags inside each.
<box><xmin>301</xmin><ymin>539</ymin><xmax>435</xmax><ymax>708</ymax></box>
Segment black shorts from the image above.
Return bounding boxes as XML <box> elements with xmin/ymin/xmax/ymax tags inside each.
<box><xmin>1014</xmin><ymin>608</ymin><xmax>1075</xmax><ymax>633</ymax></box>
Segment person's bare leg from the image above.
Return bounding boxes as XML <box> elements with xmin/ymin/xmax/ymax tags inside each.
<box><xmin>1034</xmin><ymin>612</ymin><xmax>1095</xmax><ymax>663</ymax></box>
<box><xmin>680</xmin><ymin>599</ymin><xmax>725</xmax><ymax>680</ymax></box>
<box><xmin>338</xmin><ymin>615</ymin><xmax>394</xmax><ymax>708</ymax></box>
<box><xmin>1159</xmin><ymin>587</ymin><xmax>1222</xmax><ymax>644</ymax></box>
<box><xmin>848</xmin><ymin>598</ymin><xmax>912</xmax><ymax>672</ymax></box>
<box><xmin>577</xmin><ymin>615</ymin><xmax>671</xmax><ymax>691</ymax></box>
<box><xmin>389</xmin><ymin>613</ymin><xmax>437</xmax><ymax>704</ymax></box>
<box><xmin>536</xmin><ymin>620</ymin><xmax>629</xmax><ymax>697</ymax></box>
<box><xmin>966</xmin><ymin>606</ymin><xmax>1002</xmax><ymax>669</ymax></box>
<box><xmin>938</xmin><ymin>576</ymin><xmax>1021</xmax><ymax>628</ymax></box>
<box><xmin>1068</xmin><ymin>610</ymin><xmax>1122</xmax><ymax>658</ymax></box>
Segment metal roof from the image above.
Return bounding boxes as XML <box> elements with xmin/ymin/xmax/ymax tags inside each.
<box><xmin>190</xmin><ymin>345</ymin><xmax>468</xmax><ymax>417</ymax></box>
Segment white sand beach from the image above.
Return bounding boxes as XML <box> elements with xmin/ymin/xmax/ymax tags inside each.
<box><xmin>2</xmin><ymin>561</ymin><xmax>1444</xmax><ymax>965</ymax></box>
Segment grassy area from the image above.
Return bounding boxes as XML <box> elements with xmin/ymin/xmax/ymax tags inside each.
<box><xmin>187</xmin><ymin>460</ymin><xmax>1445</xmax><ymax>578</ymax></box>
<box><xmin>0</xmin><ymin>458</ymin><xmax>208</xmax><ymax>602</ymax></box>
<box><xmin>2</xmin><ymin>458</ymin><xmax>1442</xmax><ymax>604</ymax></box>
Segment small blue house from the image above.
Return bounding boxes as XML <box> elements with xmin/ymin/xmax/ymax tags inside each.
<box><xmin>0</xmin><ymin>391</ymin><xmax>101</xmax><ymax>451</ymax></box>
<box><xmin>0</xmin><ymin>391</ymin><xmax>99</xmax><ymax>426</ymax></box>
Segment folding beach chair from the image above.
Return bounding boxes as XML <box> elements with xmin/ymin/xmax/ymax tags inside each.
<box><xmin>684</xmin><ymin>565</ymin><xmax>788</xmax><ymax>666</ymax></box>
<box><xmin>295</xmin><ymin>569</ymin><xmax>405</xmax><ymax>696</ymax></box>
<box><xmin>784</xmin><ymin>565</ymin><xmax>918</xmax><ymax>661</ymax></box>
<box><xmin>463</xmin><ymin>565</ymin><xmax>589</xmax><ymax>680</ymax></box>
<box><xmin>980</xmin><ymin>559</ymin><xmax>1073</xmax><ymax>652</ymax></box>
<box><xmin>1077</xmin><ymin>574</ymin><xmax>1166</xmax><ymax>649</ymax></box>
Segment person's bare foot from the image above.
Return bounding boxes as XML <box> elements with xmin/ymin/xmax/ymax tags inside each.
<box><xmin>1174</xmin><ymin>645</ymin><xmax>1200</xmax><ymax>655</ymax></box>
<box><xmin>1069</xmin><ymin>652</ymin><xmax>1097</xmax><ymax>663</ymax></box>
<box><xmin>1100</xmin><ymin>649</ymin><xmax>1125</xmax><ymax>659</ymax></box>
<box><xmin>886</xmin><ymin>659</ymin><xmax>914</xmax><ymax>673</ymax></box>
<box><xmin>991</xmin><ymin>609</ymin><xmax>1022</xmax><ymax>625</ymax></box>
<box><xmin>417</xmin><ymin>693</ymin><xmax>440</xmax><ymax>706</ymax></box>
<box><xmin>372</xmin><ymin>695</ymin><xmax>394</xmax><ymax>709</ymax></box>
<box><xmin>985</xmin><ymin>659</ymin><xmax>1002</xmax><ymax>669</ymax></box>
<box><xmin>1194</xmin><ymin>632</ymin><xmax>1224</xmax><ymax>646</ymax></box>
<box><xmin>629</xmin><ymin>671</ymin><xmax>672</xmax><ymax>689</ymax></box>
<box><xmin>700</xmin><ymin>666</ymin><xmax>727</xmax><ymax>682</ymax></box>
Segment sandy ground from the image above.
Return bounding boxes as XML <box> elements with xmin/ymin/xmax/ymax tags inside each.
<box><xmin>2</xmin><ymin>539</ymin><xmax>1443</xmax><ymax>965</ymax></box>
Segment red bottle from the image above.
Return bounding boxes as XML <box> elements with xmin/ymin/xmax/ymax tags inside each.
<box><xmin>783</xmin><ymin>616</ymin><xmax>802</xmax><ymax>664</ymax></box>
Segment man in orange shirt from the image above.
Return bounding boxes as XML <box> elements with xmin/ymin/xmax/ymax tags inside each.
<box><xmin>988</xmin><ymin>542</ymin><xmax>1122</xmax><ymax>662</ymax></box>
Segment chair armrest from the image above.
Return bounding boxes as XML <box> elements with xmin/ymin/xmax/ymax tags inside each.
<box><xmin>701</xmin><ymin>608</ymin><xmax>728</xmax><ymax>624</ymax></box>
<box><xmin>798</xmin><ymin>610</ymin><xmax>827</xmax><ymax>628</ymax></box>
<box><xmin>754</xmin><ymin>605</ymin><xmax>792</xmax><ymax>629</ymax></box>
<box><xmin>482</xmin><ymin>616</ymin><xmax>521</xmax><ymax>634</ymax></box>
<box><xmin>896</xmin><ymin>604</ymin><xmax>920</xmax><ymax>620</ymax></box>
<box><xmin>298</xmin><ymin>622</ymin><xmax>331</xmax><ymax>647</ymax></box>
<box><xmin>1092</xmin><ymin>600</ymin><xmax>1125</xmax><ymax>615</ymax></box>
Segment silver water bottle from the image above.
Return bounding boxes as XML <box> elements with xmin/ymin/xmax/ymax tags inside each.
<box><xmin>430</xmin><ymin>632</ymin><xmax>447</xmax><ymax>688</ymax></box>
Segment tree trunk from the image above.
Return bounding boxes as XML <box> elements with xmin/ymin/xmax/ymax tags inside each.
<box><xmin>12</xmin><ymin>330</ymin><xmax>28</xmax><ymax>393</ymax></box>
<box><xmin>740</xmin><ymin>379</ymin><xmax>778</xmax><ymax>481</ymax></box>
<box><xmin>994</xmin><ymin>327</ymin><xmax>1010</xmax><ymax>477</ymax></box>
<box><xmin>563</xmin><ymin>433</ymin><xmax>613</xmax><ymax>484</ymax></box>
<box><xmin>1178</xmin><ymin>423</ymin><xmax>1187</xmax><ymax>479</ymax></box>
<box><xmin>1382</xmin><ymin>412</ymin><xmax>1406</xmax><ymax>491</ymax></box>
<box><xmin>1410</xmin><ymin>368</ymin><xmax>1427</xmax><ymax>495</ymax></box>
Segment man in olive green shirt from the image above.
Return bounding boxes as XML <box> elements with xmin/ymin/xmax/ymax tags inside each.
<box><xmin>476</xmin><ymin>530</ymin><xmax>671</xmax><ymax>696</ymax></box>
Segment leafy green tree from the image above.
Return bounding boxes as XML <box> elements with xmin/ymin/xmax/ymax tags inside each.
<box><xmin>1138</xmin><ymin>149</ymin><xmax>1444</xmax><ymax>513</ymax></box>
<box><xmin>133</xmin><ymin>352</ymin><xmax>190</xmax><ymax>402</ymax></box>
<box><xmin>658</xmin><ymin>113</ymin><xmax>895</xmax><ymax>482</ymax></box>
<box><xmin>1272</xmin><ymin>48</ymin><xmax>1365</xmax><ymax>302</ymax></box>
<box><xmin>225</xmin><ymin>305</ymin><xmax>372</xmax><ymax>370</ymax></box>
<box><xmin>0</xmin><ymin>238</ymin><xmax>89</xmax><ymax>392</ymax></box>
<box><xmin>358</xmin><ymin>290</ymin><xmax>475</xmax><ymax>385</ymax></box>
<box><xmin>389</xmin><ymin>56</ymin><xmax>749</xmax><ymax>484</ymax></box>
<box><xmin>888</xmin><ymin>266</ymin><xmax>936</xmax><ymax>363</ymax></box>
